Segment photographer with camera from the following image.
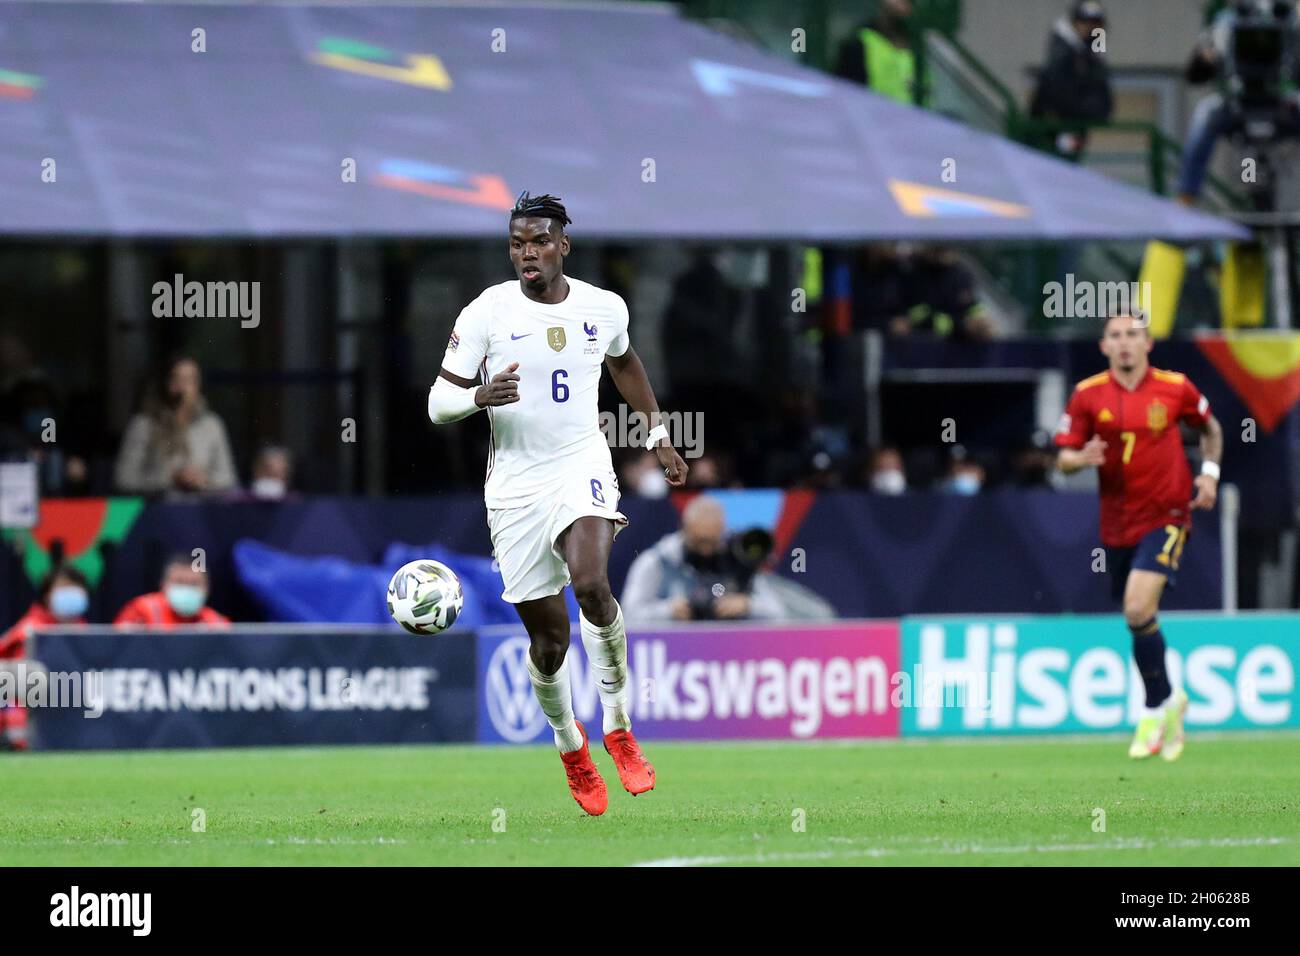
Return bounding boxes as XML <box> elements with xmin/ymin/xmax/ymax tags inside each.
<box><xmin>620</xmin><ymin>495</ymin><xmax>788</xmax><ymax>624</ymax></box>
<box><xmin>1177</xmin><ymin>0</ymin><xmax>1300</xmax><ymax>206</ymax></box>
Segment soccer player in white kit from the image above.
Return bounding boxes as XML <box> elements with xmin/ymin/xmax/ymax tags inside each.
<box><xmin>427</xmin><ymin>193</ymin><xmax>688</xmax><ymax>815</ymax></box>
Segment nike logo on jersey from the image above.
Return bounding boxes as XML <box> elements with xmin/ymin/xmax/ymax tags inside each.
<box><xmin>510</xmin><ymin>333</ymin><xmax>532</xmax><ymax>340</ymax></box>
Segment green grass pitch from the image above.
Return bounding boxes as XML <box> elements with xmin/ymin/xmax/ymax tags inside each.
<box><xmin>3</xmin><ymin>734</ymin><xmax>1298</xmax><ymax>866</ymax></box>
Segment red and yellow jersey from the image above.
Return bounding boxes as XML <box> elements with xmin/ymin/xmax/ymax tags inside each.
<box><xmin>1054</xmin><ymin>367</ymin><xmax>1211</xmax><ymax>548</ymax></box>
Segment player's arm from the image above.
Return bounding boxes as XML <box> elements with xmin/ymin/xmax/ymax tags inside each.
<box><xmin>1053</xmin><ymin>389</ymin><xmax>1102</xmax><ymax>473</ymax></box>
<box><xmin>1183</xmin><ymin>378</ymin><xmax>1220</xmax><ymax>511</ymax></box>
<box><xmin>1057</xmin><ymin>437</ymin><xmax>1106</xmax><ymax>473</ymax></box>
<box><xmin>604</xmin><ymin>345</ymin><xmax>688</xmax><ymax>487</ymax></box>
<box><xmin>1191</xmin><ymin>412</ymin><xmax>1223</xmax><ymax>510</ymax></box>
<box><xmin>428</xmin><ymin>296</ymin><xmax>518</xmax><ymax>424</ymax></box>
<box><xmin>429</xmin><ymin>364</ymin><xmax>519</xmax><ymax>424</ymax></box>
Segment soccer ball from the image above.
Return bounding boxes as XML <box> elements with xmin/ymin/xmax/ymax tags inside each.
<box><xmin>386</xmin><ymin>560</ymin><xmax>463</xmax><ymax>635</ymax></box>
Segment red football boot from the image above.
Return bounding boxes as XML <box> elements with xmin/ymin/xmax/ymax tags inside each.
<box><xmin>560</xmin><ymin>721</ymin><xmax>608</xmax><ymax>816</ymax></box>
<box><xmin>603</xmin><ymin>728</ymin><xmax>656</xmax><ymax>795</ymax></box>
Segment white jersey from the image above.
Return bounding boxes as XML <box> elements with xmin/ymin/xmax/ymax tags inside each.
<box><xmin>439</xmin><ymin>277</ymin><xmax>630</xmax><ymax>509</ymax></box>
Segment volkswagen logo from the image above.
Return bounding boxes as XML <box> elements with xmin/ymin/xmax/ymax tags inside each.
<box><xmin>485</xmin><ymin>636</ymin><xmax>549</xmax><ymax>742</ymax></box>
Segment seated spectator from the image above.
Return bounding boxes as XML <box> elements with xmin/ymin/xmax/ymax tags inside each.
<box><xmin>621</xmin><ymin>495</ymin><xmax>796</xmax><ymax>625</ymax></box>
<box><xmin>114</xmin><ymin>356</ymin><xmax>237</xmax><ymax>496</ymax></box>
<box><xmin>618</xmin><ymin>450</ymin><xmax>670</xmax><ymax>499</ymax></box>
<box><xmin>850</xmin><ymin>244</ymin><xmax>910</xmax><ymax>334</ymax></box>
<box><xmin>250</xmin><ymin>444</ymin><xmax>294</xmax><ymax>500</ymax></box>
<box><xmin>0</xmin><ymin>564</ymin><xmax>90</xmax><ymax>658</ymax></box>
<box><xmin>1010</xmin><ymin>431</ymin><xmax>1059</xmax><ymax>488</ymax></box>
<box><xmin>793</xmin><ymin>448</ymin><xmax>847</xmax><ymax>490</ymax></box>
<box><xmin>684</xmin><ymin>452</ymin><xmax>726</xmax><ymax>489</ymax></box>
<box><xmin>940</xmin><ymin>449</ymin><xmax>987</xmax><ymax>495</ymax></box>
<box><xmin>114</xmin><ymin>553</ymin><xmax>230</xmax><ymax>628</ymax></box>
<box><xmin>864</xmin><ymin>446</ymin><xmax>908</xmax><ymax>494</ymax></box>
<box><xmin>895</xmin><ymin>246</ymin><xmax>997</xmax><ymax>342</ymax></box>
<box><xmin>0</xmin><ymin>564</ymin><xmax>90</xmax><ymax>751</ymax></box>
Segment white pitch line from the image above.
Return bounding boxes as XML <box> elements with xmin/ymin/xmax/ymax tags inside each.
<box><xmin>0</xmin><ymin>836</ymin><xmax>413</xmax><ymax>848</ymax></box>
<box><xmin>266</xmin><ymin>836</ymin><xmax>409</xmax><ymax>846</ymax></box>
<box><xmin>631</xmin><ymin>836</ymin><xmax>1294</xmax><ymax>867</ymax></box>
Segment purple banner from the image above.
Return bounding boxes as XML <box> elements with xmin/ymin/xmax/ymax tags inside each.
<box><xmin>477</xmin><ymin>621</ymin><xmax>901</xmax><ymax>743</ymax></box>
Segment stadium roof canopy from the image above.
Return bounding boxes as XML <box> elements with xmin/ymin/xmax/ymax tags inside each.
<box><xmin>0</xmin><ymin>1</ymin><xmax>1250</xmax><ymax>241</ymax></box>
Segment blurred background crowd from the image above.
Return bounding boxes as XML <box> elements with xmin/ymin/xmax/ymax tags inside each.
<box><xmin>4</xmin><ymin>0</ymin><xmax>1292</xmax><ymax>499</ymax></box>
<box><xmin>3</xmin><ymin>0</ymin><xmax>1300</xmax><ymax>642</ymax></box>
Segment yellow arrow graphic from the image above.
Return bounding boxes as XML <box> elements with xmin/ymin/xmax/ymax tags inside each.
<box><xmin>310</xmin><ymin>52</ymin><xmax>451</xmax><ymax>90</ymax></box>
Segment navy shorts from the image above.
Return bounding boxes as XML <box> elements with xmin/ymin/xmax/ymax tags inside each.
<box><xmin>1107</xmin><ymin>523</ymin><xmax>1190</xmax><ymax>602</ymax></box>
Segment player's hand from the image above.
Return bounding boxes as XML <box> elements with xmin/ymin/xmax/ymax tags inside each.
<box><xmin>475</xmin><ymin>362</ymin><xmax>520</xmax><ymax>407</ymax></box>
<box><xmin>1192</xmin><ymin>474</ymin><xmax>1218</xmax><ymax>510</ymax></box>
<box><xmin>1080</xmin><ymin>435</ymin><xmax>1107</xmax><ymax>466</ymax></box>
<box><xmin>655</xmin><ymin>444</ymin><xmax>688</xmax><ymax>487</ymax></box>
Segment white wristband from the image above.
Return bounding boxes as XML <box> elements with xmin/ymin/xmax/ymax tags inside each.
<box><xmin>644</xmin><ymin>423</ymin><xmax>670</xmax><ymax>450</ymax></box>
<box><xmin>1201</xmin><ymin>461</ymin><xmax>1221</xmax><ymax>481</ymax></box>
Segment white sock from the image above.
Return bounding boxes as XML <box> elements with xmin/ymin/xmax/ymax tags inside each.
<box><xmin>580</xmin><ymin>602</ymin><xmax>632</xmax><ymax>735</ymax></box>
<box><xmin>526</xmin><ymin>651</ymin><xmax>583</xmax><ymax>753</ymax></box>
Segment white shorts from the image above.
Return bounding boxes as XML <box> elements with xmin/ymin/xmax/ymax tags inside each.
<box><xmin>488</xmin><ymin>466</ymin><xmax>628</xmax><ymax>604</ymax></box>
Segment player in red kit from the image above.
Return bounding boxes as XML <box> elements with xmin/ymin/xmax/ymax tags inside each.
<box><xmin>1055</xmin><ymin>313</ymin><xmax>1223</xmax><ymax>761</ymax></box>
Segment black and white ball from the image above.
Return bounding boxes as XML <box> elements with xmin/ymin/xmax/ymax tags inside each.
<box><xmin>387</xmin><ymin>560</ymin><xmax>463</xmax><ymax>635</ymax></box>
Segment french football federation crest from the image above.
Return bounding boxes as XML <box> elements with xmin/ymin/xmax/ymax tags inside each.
<box><xmin>547</xmin><ymin>327</ymin><xmax>566</xmax><ymax>352</ymax></box>
<box><xmin>1147</xmin><ymin>401</ymin><xmax>1168</xmax><ymax>432</ymax></box>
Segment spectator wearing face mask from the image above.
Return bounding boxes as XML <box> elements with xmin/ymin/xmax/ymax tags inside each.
<box><xmin>0</xmin><ymin>564</ymin><xmax>90</xmax><ymax>750</ymax></box>
<box><xmin>942</xmin><ymin>453</ymin><xmax>986</xmax><ymax>496</ymax></box>
<box><xmin>865</xmin><ymin>446</ymin><xmax>908</xmax><ymax>495</ymax></box>
<box><xmin>114</xmin><ymin>553</ymin><xmax>230</xmax><ymax>628</ymax></box>
<box><xmin>114</xmin><ymin>355</ymin><xmax>237</xmax><ymax>497</ymax></box>
<box><xmin>618</xmin><ymin>450</ymin><xmax>671</xmax><ymax>500</ymax></box>
<box><xmin>249</xmin><ymin>444</ymin><xmax>294</xmax><ymax>500</ymax></box>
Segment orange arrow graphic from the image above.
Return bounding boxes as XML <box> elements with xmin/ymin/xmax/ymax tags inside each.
<box><xmin>374</xmin><ymin>172</ymin><xmax>513</xmax><ymax>210</ymax></box>
<box><xmin>888</xmin><ymin>179</ymin><xmax>1030</xmax><ymax>218</ymax></box>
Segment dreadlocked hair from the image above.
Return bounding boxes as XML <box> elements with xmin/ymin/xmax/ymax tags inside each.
<box><xmin>510</xmin><ymin>191</ymin><xmax>571</xmax><ymax>229</ymax></box>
